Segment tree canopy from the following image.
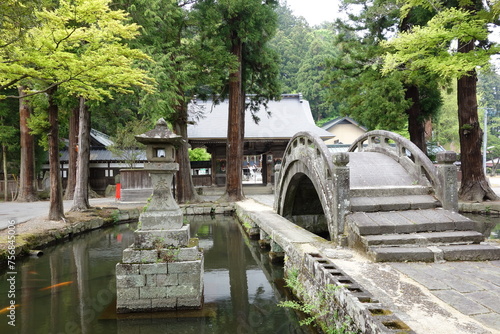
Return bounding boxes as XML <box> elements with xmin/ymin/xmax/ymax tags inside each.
<box><xmin>381</xmin><ymin>0</ymin><xmax>499</xmax><ymax>201</ymax></box>
<box><xmin>0</xmin><ymin>0</ymin><xmax>154</xmax><ymax>99</ymax></box>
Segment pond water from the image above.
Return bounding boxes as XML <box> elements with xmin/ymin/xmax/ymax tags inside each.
<box><xmin>462</xmin><ymin>213</ymin><xmax>500</xmax><ymax>240</ymax></box>
<box><xmin>0</xmin><ymin>216</ymin><xmax>308</xmax><ymax>334</ymax></box>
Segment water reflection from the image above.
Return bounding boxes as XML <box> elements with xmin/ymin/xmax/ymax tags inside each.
<box><xmin>462</xmin><ymin>213</ymin><xmax>500</xmax><ymax>239</ymax></box>
<box><xmin>0</xmin><ymin>217</ymin><xmax>306</xmax><ymax>334</ymax></box>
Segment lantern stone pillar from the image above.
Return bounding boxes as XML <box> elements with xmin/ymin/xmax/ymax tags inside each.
<box><xmin>116</xmin><ymin>119</ymin><xmax>204</xmax><ymax>313</ymax></box>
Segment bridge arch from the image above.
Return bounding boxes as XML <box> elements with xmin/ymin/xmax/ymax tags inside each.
<box><xmin>274</xmin><ymin>132</ymin><xmax>339</xmax><ymax>240</ymax></box>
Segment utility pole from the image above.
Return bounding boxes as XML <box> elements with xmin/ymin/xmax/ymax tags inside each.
<box><xmin>483</xmin><ymin>108</ymin><xmax>489</xmax><ymax>175</ymax></box>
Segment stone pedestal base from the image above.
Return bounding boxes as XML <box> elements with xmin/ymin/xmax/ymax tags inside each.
<box><xmin>116</xmin><ymin>244</ymin><xmax>204</xmax><ymax>313</ymax></box>
<box><xmin>140</xmin><ymin>208</ymin><xmax>183</xmax><ymax>230</ymax></box>
<box><xmin>134</xmin><ymin>225</ymin><xmax>190</xmax><ymax>249</ymax></box>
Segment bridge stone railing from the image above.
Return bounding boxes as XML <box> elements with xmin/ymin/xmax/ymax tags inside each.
<box><xmin>348</xmin><ymin>130</ymin><xmax>458</xmax><ymax>211</ymax></box>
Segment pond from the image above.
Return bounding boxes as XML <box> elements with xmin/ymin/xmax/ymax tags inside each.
<box><xmin>462</xmin><ymin>212</ymin><xmax>500</xmax><ymax>240</ymax></box>
<box><xmin>0</xmin><ymin>216</ymin><xmax>309</xmax><ymax>334</ymax></box>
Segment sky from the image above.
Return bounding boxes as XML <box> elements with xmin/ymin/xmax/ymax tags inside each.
<box><xmin>284</xmin><ymin>0</ymin><xmax>343</xmax><ymax>26</ymax></box>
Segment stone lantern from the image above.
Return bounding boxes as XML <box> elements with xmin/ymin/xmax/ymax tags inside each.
<box><xmin>134</xmin><ymin>118</ymin><xmax>183</xmax><ymax>231</ymax></box>
<box><xmin>116</xmin><ymin>118</ymin><xmax>204</xmax><ymax>313</ymax></box>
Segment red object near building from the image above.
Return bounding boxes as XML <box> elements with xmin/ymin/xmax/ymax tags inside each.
<box><xmin>115</xmin><ymin>183</ymin><xmax>121</xmax><ymax>200</ymax></box>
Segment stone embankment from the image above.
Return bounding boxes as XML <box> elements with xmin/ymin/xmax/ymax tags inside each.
<box><xmin>0</xmin><ymin>202</ymin><xmax>233</xmax><ymax>266</ymax></box>
<box><xmin>235</xmin><ymin>198</ymin><xmax>499</xmax><ymax>334</ymax></box>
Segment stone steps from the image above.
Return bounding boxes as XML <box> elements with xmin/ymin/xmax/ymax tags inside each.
<box><xmin>369</xmin><ymin>244</ymin><xmax>500</xmax><ymax>262</ymax></box>
<box><xmin>362</xmin><ymin>230</ymin><xmax>485</xmax><ymax>247</ymax></box>
<box><xmin>350</xmin><ymin>194</ymin><xmax>440</xmax><ymax>212</ymax></box>
<box><xmin>350</xmin><ymin>185</ymin><xmax>432</xmax><ymax>198</ymax></box>
<box><xmin>347</xmin><ymin>209</ymin><xmax>476</xmax><ymax>236</ymax></box>
<box><xmin>346</xmin><ymin>209</ymin><xmax>500</xmax><ymax>262</ymax></box>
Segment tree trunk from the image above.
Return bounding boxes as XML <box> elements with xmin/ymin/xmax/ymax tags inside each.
<box><xmin>17</xmin><ymin>86</ymin><xmax>38</xmax><ymax>202</ymax></box>
<box><xmin>457</xmin><ymin>41</ymin><xmax>499</xmax><ymax>201</ymax></box>
<box><xmin>64</xmin><ymin>104</ymin><xmax>79</xmax><ymax>200</ymax></box>
<box><xmin>71</xmin><ymin>97</ymin><xmax>91</xmax><ymax>211</ymax></box>
<box><xmin>47</xmin><ymin>87</ymin><xmax>65</xmax><ymax>220</ymax></box>
<box><xmin>2</xmin><ymin>144</ymin><xmax>7</xmax><ymax>201</ymax></box>
<box><xmin>174</xmin><ymin>105</ymin><xmax>201</xmax><ymax>204</ymax></box>
<box><xmin>224</xmin><ymin>33</ymin><xmax>244</xmax><ymax>202</ymax></box>
<box><xmin>405</xmin><ymin>85</ymin><xmax>427</xmax><ymax>155</ymax></box>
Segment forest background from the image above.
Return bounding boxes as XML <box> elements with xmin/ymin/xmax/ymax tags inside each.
<box><xmin>0</xmin><ymin>0</ymin><xmax>499</xmax><ymax>216</ymax></box>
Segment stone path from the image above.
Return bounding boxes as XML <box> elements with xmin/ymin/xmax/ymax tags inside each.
<box><xmin>246</xmin><ymin>194</ymin><xmax>500</xmax><ymax>334</ymax></box>
<box><xmin>392</xmin><ymin>261</ymin><xmax>500</xmax><ymax>331</ymax></box>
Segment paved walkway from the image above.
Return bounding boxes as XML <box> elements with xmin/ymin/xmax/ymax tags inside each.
<box><xmin>0</xmin><ymin>198</ymin><xmax>129</xmax><ymax>230</ymax></box>
<box><xmin>244</xmin><ymin>195</ymin><xmax>500</xmax><ymax>334</ymax></box>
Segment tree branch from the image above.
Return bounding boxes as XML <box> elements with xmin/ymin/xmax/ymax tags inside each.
<box><xmin>0</xmin><ymin>74</ymin><xmax>28</xmax><ymax>91</ymax></box>
<box><xmin>4</xmin><ymin>81</ymin><xmax>66</xmax><ymax>99</ymax></box>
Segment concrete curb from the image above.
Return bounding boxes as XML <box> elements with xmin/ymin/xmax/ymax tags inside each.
<box><xmin>0</xmin><ymin>201</ymin><xmax>235</xmax><ymax>268</ymax></box>
<box><xmin>458</xmin><ymin>201</ymin><xmax>500</xmax><ymax>215</ymax></box>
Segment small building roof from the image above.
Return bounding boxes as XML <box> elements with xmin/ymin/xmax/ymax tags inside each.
<box><xmin>187</xmin><ymin>94</ymin><xmax>333</xmax><ymax>142</ymax></box>
<box><xmin>60</xmin><ymin>129</ymin><xmax>147</xmax><ymax>163</ymax></box>
<box><xmin>321</xmin><ymin>116</ymin><xmax>367</xmax><ymax>132</ymax></box>
<box><xmin>90</xmin><ymin>128</ymin><xmax>114</xmax><ymax>148</ymax></box>
<box><xmin>59</xmin><ymin>149</ymin><xmax>146</xmax><ymax>163</ymax></box>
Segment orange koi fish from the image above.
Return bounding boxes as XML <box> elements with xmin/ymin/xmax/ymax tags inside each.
<box><xmin>39</xmin><ymin>281</ymin><xmax>73</xmax><ymax>291</ymax></box>
<box><xmin>0</xmin><ymin>304</ymin><xmax>20</xmax><ymax>314</ymax></box>
<box><xmin>27</xmin><ymin>271</ymin><xmax>39</xmax><ymax>275</ymax></box>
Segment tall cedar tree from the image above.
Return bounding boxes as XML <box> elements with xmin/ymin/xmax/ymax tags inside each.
<box><xmin>382</xmin><ymin>1</ymin><xmax>499</xmax><ymax>201</ymax></box>
<box><xmin>116</xmin><ymin>0</ymin><xmax>233</xmax><ymax>203</ymax></box>
<box><xmin>17</xmin><ymin>86</ymin><xmax>38</xmax><ymax>201</ymax></box>
<box><xmin>64</xmin><ymin>102</ymin><xmax>79</xmax><ymax>200</ymax></box>
<box><xmin>198</xmin><ymin>0</ymin><xmax>281</xmax><ymax>201</ymax></box>
<box><xmin>72</xmin><ymin>97</ymin><xmax>91</xmax><ymax>211</ymax></box>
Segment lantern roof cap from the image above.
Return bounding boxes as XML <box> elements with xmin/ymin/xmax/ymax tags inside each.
<box><xmin>135</xmin><ymin>118</ymin><xmax>182</xmax><ymax>144</ymax></box>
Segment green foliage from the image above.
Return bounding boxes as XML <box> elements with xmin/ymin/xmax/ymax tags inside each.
<box><xmin>433</xmin><ymin>84</ymin><xmax>460</xmax><ymax>150</ymax></box>
<box><xmin>197</xmin><ymin>0</ymin><xmax>282</xmax><ymax>108</ymax></box>
<box><xmin>382</xmin><ymin>7</ymin><xmax>499</xmax><ymax>78</ymax></box>
<box><xmin>322</xmin><ymin>2</ymin><xmax>406</xmax><ymax>131</ymax></box>
<box><xmin>278</xmin><ymin>268</ymin><xmax>358</xmax><ymax>334</ymax></box>
<box><xmin>297</xmin><ymin>29</ymin><xmax>340</xmax><ymax>120</ymax></box>
<box><xmin>270</xmin><ymin>4</ymin><xmax>341</xmax><ymax>121</ymax></box>
<box><xmin>0</xmin><ymin>0</ymin><xmax>40</xmax><ymax>52</ymax></box>
<box><xmin>0</xmin><ymin>89</ymin><xmax>19</xmax><ymax>151</ymax></box>
<box><xmin>0</xmin><ymin>0</ymin><xmax>154</xmax><ymax>100</ymax></box>
<box><xmin>322</xmin><ymin>0</ymin><xmax>443</xmax><ymax>139</ymax></box>
<box><xmin>111</xmin><ymin>210</ymin><xmax>121</xmax><ymax>223</ymax></box>
<box><xmin>117</xmin><ymin>0</ymin><xmax>235</xmax><ymax>122</ymax></box>
<box><xmin>270</xmin><ymin>4</ymin><xmax>312</xmax><ymax>94</ymax></box>
<box><xmin>188</xmin><ymin>148</ymin><xmax>211</xmax><ymax>161</ymax></box>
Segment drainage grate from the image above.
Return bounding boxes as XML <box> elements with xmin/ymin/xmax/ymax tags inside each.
<box><xmin>304</xmin><ymin>252</ymin><xmax>415</xmax><ymax>333</ymax></box>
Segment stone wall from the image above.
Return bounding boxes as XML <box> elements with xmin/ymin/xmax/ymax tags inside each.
<box><xmin>234</xmin><ymin>200</ymin><xmax>415</xmax><ymax>334</ymax></box>
<box><xmin>116</xmin><ymin>246</ymin><xmax>203</xmax><ymax>313</ymax></box>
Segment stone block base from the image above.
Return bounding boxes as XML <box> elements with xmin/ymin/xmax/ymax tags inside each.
<box><xmin>116</xmin><ymin>248</ymin><xmax>204</xmax><ymax>313</ymax></box>
<box><xmin>140</xmin><ymin>208</ymin><xmax>183</xmax><ymax>230</ymax></box>
<box><xmin>134</xmin><ymin>225</ymin><xmax>190</xmax><ymax>248</ymax></box>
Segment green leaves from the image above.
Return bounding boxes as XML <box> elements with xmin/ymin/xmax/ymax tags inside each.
<box><xmin>0</xmin><ymin>0</ymin><xmax>154</xmax><ymax>100</ymax></box>
<box><xmin>382</xmin><ymin>7</ymin><xmax>499</xmax><ymax>78</ymax></box>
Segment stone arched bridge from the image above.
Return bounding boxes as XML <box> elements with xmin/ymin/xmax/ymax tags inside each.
<box><xmin>273</xmin><ymin>131</ymin><xmax>500</xmax><ymax>262</ymax></box>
